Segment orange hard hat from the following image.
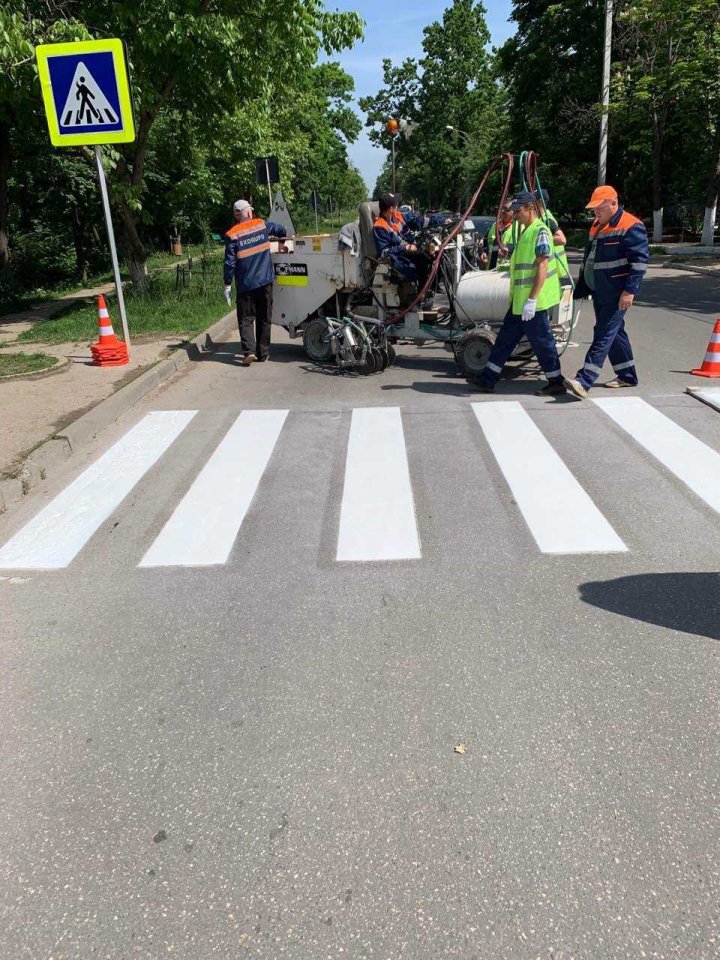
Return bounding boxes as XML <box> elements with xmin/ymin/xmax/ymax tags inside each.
<box><xmin>586</xmin><ymin>185</ymin><xmax>618</xmax><ymax>208</ymax></box>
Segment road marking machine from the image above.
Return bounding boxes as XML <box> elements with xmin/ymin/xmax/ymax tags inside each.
<box><xmin>270</xmin><ymin>152</ymin><xmax>579</xmax><ymax>377</ymax></box>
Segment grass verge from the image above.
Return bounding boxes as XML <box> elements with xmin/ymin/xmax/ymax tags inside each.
<box><xmin>2</xmin><ymin>243</ymin><xmax>224</xmax><ymax>316</ymax></box>
<box><xmin>18</xmin><ymin>262</ymin><xmax>230</xmax><ymax>345</ymax></box>
<box><xmin>0</xmin><ymin>352</ymin><xmax>58</xmax><ymax>376</ymax></box>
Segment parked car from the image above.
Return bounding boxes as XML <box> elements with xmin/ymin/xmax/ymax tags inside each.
<box><xmin>469</xmin><ymin>215</ymin><xmax>495</xmax><ymax>238</ymax></box>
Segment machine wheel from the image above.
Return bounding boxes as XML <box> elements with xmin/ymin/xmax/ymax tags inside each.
<box><xmin>354</xmin><ymin>346</ymin><xmax>376</xmax><ymax>376</ymax></box>
<box><xmin>454</xmin><ymin>330</ymin><xmax>495</xmax><ymax>377</ymax></box>
<box><xmin>386</xmin><ymin>343</ymin><xmax>397</xmax><ymax>366</ymax></box>
<box><xmin>375</xmin><ymin>347</ymin><xmax>389</xmax><ymax>372</ymax></box>
<box><xmin>303</xmin><ymin>318</ymin><xmax>334</xmax><ymax>363</ymax></box>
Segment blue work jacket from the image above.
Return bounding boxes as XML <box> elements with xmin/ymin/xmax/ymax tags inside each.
<box><xmin>574</xmin><ymin>206</ymin><xmax>649</xmax><ymax>304</ymax></box>
<box><xmin>224</xmin><ymin>218</ymin><xmax>287</xmax><ymax>293</ymax></box>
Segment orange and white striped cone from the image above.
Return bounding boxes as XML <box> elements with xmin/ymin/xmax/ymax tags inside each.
<box><xmin>691</xmin><ymin>318</ymin><xmax>720</xmax><ymax>378</ymax></box>
<box><xmin>91</xmin><ymin>295</ymin><xmax>129</xmax><ymax>367</ymax></box>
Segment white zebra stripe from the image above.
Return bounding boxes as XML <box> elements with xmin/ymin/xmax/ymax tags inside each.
<box><xmin>472</xmin><ymin>402</ymin><xmax>626</xmax><ymax>554</ymax></box>
<box><xmin>337</xmin><ymin>407</ymin><xmax>420</xmax><ymax>562</ymax></box>
<box><xmin>0</xmin><ymin>412</ymin><xmax>196</xmax><ymax>569</ymax></box>
<box><xmin>140</xmin><ymin>410</ymin><xmax>288</xmax><ymax>567</ymax></box>
<box><xmin>593</xmin><ymin>397</ymin><xmax>720</xmax><ymax>515</ymax></box>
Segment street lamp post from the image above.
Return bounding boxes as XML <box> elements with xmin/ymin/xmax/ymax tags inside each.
<box><xmin>598</xmin><ymin>0</ymin><xmax>613</xmax><ymax>185</ymax></box>
<box><xmin>386</xmin><ymin>118</ymin><xmax>400</xmax><ymax>194</ymax></box>
<box><xmin>445</xmin><ymin>125</ymin><xmax>471</xmax><ymax>145</ymax></box>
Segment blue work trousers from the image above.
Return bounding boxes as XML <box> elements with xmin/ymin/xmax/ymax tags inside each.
<box><xmin>479</xmin><ymin>308</ymin><xmax>563</xmax><ymax>386</ymax></box>
<box><xmin>576</xmin><ymin>299</ymin><xmax>637</xmax><ymax>390</ymax></box>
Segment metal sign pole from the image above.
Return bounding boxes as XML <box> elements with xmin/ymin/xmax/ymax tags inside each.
<box><xmin>264</xmin><ymin>157</ymin><xmax>273</xmax><ymax>214</ymax></box>
<box><xmin>94</xmin><ymin>145</ymin><xmax>131</xmax><ymax>350</ymax></box>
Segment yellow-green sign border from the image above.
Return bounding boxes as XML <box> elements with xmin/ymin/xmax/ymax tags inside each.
<box><xmin>36</xmin><ymin>38</ymin><xmax>135</xmax><ymax>147</ymax></box>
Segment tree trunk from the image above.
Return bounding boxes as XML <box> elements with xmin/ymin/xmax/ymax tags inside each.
<box><xmin>117</xmin><ymin>199</ymin><xmax>149</xmax><ymax>291</ymax></box>
<box><xmin>701</xmin><ymin>124</ymin><xmax>720</xmax><ymax>247</ymax></box>
<box><xmin>71</xmin><ymin>206</ymin><xmax>88</xmax><ymax>283</ymax></box>
<box><xmin>0</xmin><ymin>116</ymin><xmax>11</xmax><ymax>270</ymax></box>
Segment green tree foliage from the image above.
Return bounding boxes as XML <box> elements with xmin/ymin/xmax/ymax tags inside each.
<box><xmin>0</xmin><ymin>1</ymin><xmax>366</xmax><ymax>304</ymax></box>
<box><xmin>76</xmin><ymin>0</ymin><xmax>364</xmax><ymax>287</ymax></box>
<box><xmin>0</xmin><ymin>1</ymin><xmax>89</xmax><ymax>269</ymax></box>
<box><xmin>612</xmin><ymin>0</ymin><xmax>720</xmax><ymax>240</ymax></box>
<box><xmin>360</xmin><ymin>0</ymin><xmax>507</xmax><ymax>210</ymax></box>
<box><xmin>498</xmin><ymin>0</ymin><xmax>720</xmax><ymax>242</ymax></box>
<box><xmin>497</xmin><ymin>0</ymin><xmax>604</xmax><ymax>217</ymax></box>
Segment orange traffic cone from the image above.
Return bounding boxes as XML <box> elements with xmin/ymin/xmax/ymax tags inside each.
<box><xmin>91</xmin><ymin>295</ymin><xmax>129</xmax><ymax>367</ymax></box>
<box><xmin>691</xmin><ymin>318</ymin><xmax>720</xmax><ymax>377</ymax></box>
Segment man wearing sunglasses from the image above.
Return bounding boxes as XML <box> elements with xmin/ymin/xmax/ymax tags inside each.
<box><xmin>565</xmin><ymin>185</ymin><xmax>648</xmax><ymax>399</ymax></box>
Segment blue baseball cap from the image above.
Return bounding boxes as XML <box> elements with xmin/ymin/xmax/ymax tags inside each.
<box><xmin>507</xmin><ymin>190</ymin><xmax>536</xmax><ymax>211</ymax></box>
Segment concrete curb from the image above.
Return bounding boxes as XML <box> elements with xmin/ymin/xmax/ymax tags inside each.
<box><xmin>662</xmin><ymin>262</ymin><xmax>720</xmax><ymax>277</ymax></box>
<box><xmin>0</xmin><ymin>311</ymin><xmax>236</xmax><ymax>514</ymax></box>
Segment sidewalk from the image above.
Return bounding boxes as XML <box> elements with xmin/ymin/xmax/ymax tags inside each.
<box><xmin>0</xmin><ymin>335</ymin><xmax>191</xmax><ymax>478</ymax></box>
<box><xmin>662</xmin><ymin>260</ymin><xmax>720</xmax><ymax>277</ymax></box>
<box><xmin>0</xmin><ymin>251</ymin><xmax>232</xmax><ymax>480</ymax></box>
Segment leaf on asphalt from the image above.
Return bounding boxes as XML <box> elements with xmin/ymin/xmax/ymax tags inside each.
<box><xmin>453</xmin><ymin>743</ymin><xmax>467</xmax><ymax>755</ymax></box>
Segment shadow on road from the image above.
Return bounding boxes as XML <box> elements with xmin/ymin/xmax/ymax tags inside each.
<box><xmin>637</xmin><ymin>273</ymin><xmax>719</xmax><ymax>322</ymax></box>
<box><xmin>579</xmin><ymin>573</ymin><xmax>720</xmax><ymax>641</ymax></box>
<box><xmin>186</xmin><ymin>340</ymin><xmax>307</xmax><ymax>365</ymax></box>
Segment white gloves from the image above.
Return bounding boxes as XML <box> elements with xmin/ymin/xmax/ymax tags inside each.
<box><xmin>521</xmin><ymin>298</ymin><xmax>537</xmax><ymax>322</ymax></box>
<box><xmin>224</xmin><ymin>285</ymin><xmax>232</xmax><ymax>305</ymax></box>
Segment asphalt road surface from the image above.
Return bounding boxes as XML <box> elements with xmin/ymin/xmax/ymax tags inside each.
<box><xmin>1</xmin><ymin>264</ymin><xmax>719</xmax><ymax>959</ymax></box>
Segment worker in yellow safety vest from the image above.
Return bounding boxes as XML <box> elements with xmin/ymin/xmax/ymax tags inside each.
<box><xmin>469</xmin><ymin>190</ymin><xmax>566</xmax><ymax>397</ymax></box>
<box><xmin>535</xmin><ymin>188</ymin><xmax>570</xmax><ymax>284</ymax></box>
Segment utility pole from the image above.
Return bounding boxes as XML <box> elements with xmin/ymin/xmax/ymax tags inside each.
<box><xmin>386</xmin><ymin>118</ymin><xmax>400</xmax><ymax>194</ymax></box>
<box><xmin>598</xmin><ymin>0</ymin><xmax>613</xmax><ymax>185</ymax></box>
<box><xmin>391</xmin><ymin>136</ymin><xmax>396</xmax><ymax>194</ymax></box>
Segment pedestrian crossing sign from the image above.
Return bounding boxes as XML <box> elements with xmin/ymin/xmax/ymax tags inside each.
<box><xmin>35</xmin><ymin>39</ymin><xmax>135</xmax><ymax>146</ymax></box>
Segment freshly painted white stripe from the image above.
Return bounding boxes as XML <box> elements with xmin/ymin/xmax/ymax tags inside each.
<box><xmin>0</xmin><ymin>411</ymin><xmax>196</xmax><ymax>570</ymax></box>
<box><xmin>337</xmin><ymin>407</ymin><xmax>421</xmax><ymax>562</ymax></box>
<box><xmin>140</xmin><ymin>409</ymin><xmax>288</xmax><ymax>567</ymax></box>
<box><xmin>472</xmin><ymin>402</ymin><xmax>626</xmax><ymax>554</ymax></box>
<box><xmin>594</xmin><ymin>397</ymin><xmax>720</xmax><ymax>514</ymax></box>
<box><xmin>690</xmin><ymin>389</ymin><xmax>720</xmax><ymax>414</ymax></box>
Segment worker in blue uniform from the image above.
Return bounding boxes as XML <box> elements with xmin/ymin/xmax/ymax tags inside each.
<box><xmin>224</xmin><ymin>199</ymin><xmax>287</xmax><ymax>365</ymax></box>
<box><xmin>373</xmin><ymin>193</ymin><xmax>450</xmax><ymax>300</ymax></box>
<box><xmin>373</xmin><ymin>193</ymin><xmax>423</xmax><ymax>282</ymax></box>
<box><xmin>565</xmin><ymin>185</ymin><xmax>649</xmax><ymax>398</ymax></box>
